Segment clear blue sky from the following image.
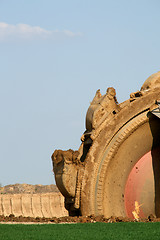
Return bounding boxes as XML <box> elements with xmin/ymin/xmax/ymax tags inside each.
<box><xmin>0</xmin><ymin>0</ymin><xmax>160</xmax><ymax>186</ymax></box>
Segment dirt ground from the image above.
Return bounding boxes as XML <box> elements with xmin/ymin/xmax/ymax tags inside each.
<box><xmin>0</xmin><ymin>214</ymin><xmax>159</xmax><ymax>223</ymax></box>
<box><xmin>0</xmin><ymin>184</ymin><xmax>159</xmax><ymax>223</ymax></box>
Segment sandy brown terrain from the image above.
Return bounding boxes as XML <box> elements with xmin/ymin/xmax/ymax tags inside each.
<box><xmin>0</xmin><ymin>183</ymin><xmax>59</xmax><ymax>194</ymax></box>
<box><xmin>1</xmin><ymin>184</ymin><xmax>160</xmax><ymax>223</ymax></box>
<box><xmin>0</xmin><ymin>214</ymin><xmax>159</xmax><ymax>223</ymax></box>
<box><xmin>0</xmin><ymin>184</ymin><xmax>68</xmax><ymax>219</ymax></box>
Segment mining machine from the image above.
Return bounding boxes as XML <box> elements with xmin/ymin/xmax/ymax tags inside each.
<box><xmin>52</xmin><ymin>72</ymin><xmax>160</xmax><ymax>219</ymax></box>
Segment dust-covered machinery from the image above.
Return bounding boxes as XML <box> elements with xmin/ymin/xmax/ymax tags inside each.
<box><xmin>52</xmin><ymin>72</ymin><xmax>160</xmax><ymax>219</ymax></box>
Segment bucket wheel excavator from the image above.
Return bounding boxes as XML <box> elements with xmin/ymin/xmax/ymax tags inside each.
<box><xmin>52</xmin><ymin>72</ymin><xmax>160</xmax><ymax>219</ymax></box>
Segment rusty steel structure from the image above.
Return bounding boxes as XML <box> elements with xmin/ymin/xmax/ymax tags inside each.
<box><xmin>52</xmin><ymin>72</ymin><xmax>160</xmax><ymax>219</ymax></box>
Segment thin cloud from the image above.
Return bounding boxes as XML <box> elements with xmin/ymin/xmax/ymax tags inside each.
<box><xmin>0</xmin><ymin>22</ymin><xmax>82</xmax><ymax>41</ymax></box>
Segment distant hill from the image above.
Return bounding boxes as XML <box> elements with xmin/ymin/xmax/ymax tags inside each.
<box><xmin>0</xmin><ymin>183</ymin><xmax>59</xmax><ymax>194</ymax></box>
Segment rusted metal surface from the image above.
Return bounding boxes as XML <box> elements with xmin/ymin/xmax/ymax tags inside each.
<box><xmin>125</xmin><ymin>150</ymin><xmax>154</xmax><ymax>219</ymax></box>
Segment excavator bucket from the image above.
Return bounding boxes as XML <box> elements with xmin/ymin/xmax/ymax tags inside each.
<box><xmin>52</xmin><ymin>71</ymin><xmax>160</xmax><ymax>219</ymax></box>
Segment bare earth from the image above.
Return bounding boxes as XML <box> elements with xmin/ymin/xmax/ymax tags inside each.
<box><xmin>0</xmin><ymin>214</ymin><xmax>159</xmax><ymax>223</ymax></box>
<box><xmin>0</xmin><ymin>184</ymin><xmax>159</xmax><ymax>223</ymax></box>
<box><xmin>0</xmin><ymin>183</ymin><xmax>59</xmax><ymax>194</ymax></box>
